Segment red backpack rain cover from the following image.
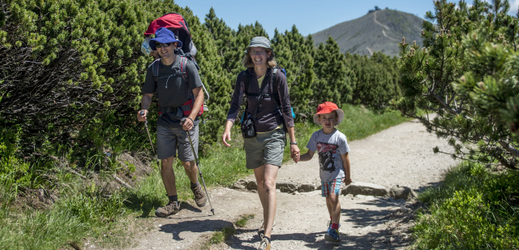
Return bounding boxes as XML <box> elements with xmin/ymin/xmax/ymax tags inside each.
<box><xmin>144</xmin><ymin>13</ymin><xmax>197</xmax><ymax>56</ymax></box>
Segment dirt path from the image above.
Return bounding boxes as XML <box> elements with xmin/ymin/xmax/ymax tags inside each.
<box><xmin>373</xmin><ymin>12</ymin><xmax>390</xmax><ymax>30</ymax></box>
<box><xmin>110</xmin><ymin>120</ymin><xmax>459</xmax><ymax>250</ymax></box>
<box><xmin>374</xmin><ymin>12</ymin><xmax>398</xmax><ymax>42</ymax></box>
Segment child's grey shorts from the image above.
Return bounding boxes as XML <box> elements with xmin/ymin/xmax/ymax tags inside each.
<box><xmin>244</xmin><ymin>128</ymin><xmax>285</xmax><ymax>169</ymax></box>
<box><xmin>156</xmin><ymin>124</ymin><xmax>198</xmax><ymax>162</ymax></box>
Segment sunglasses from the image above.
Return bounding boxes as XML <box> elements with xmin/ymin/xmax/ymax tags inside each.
<box><xmin>155</xmin><ymin>42</ymin><xmax>172</xmax><ymax>48</ymax></box>
<box><xmin>249</xmin><ymin>49</ymin><xmax>267</xmax><ymax>55</ymax></box>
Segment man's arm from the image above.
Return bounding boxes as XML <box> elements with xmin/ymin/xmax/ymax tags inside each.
<box><xmin>137</xmin><ymin>93</ymin><xmax>154</xmax><ymax>122</ymax></box>
<box><xmin>182</xmin><ymin>86</ymin><xmax>203</xmax><ymax>130</ymax></box>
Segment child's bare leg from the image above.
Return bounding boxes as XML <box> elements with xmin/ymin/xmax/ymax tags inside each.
<box><xmin>327</xmin><ymin>194</ymin><xmax>341</xmax><ymax>224</ymax></box>
<box><xmin>326</xmin><ymin>196</ymin><xmax>333</xmax><ymax>221</ymax></box>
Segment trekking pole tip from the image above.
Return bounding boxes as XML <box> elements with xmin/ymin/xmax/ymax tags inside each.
<box><xmin>211</xmin><ymin>209</ymin><xmax>215</xmax><ymax>215</ymax></box>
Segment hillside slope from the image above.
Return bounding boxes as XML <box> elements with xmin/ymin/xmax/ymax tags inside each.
<box><xmin>312</xmin><ymin>9</ymin><xmax>424</xmax><ymax>57</ymax></box>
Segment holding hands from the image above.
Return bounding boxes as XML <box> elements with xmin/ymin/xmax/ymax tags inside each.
<box><xmin>290</xmin><ymin>144</ymin><xmax>300</xmax><ymax>163</ymax></box>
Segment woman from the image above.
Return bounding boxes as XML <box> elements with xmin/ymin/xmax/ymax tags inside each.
<box><xmin>222</xmin><ymin>36</ymin><xmax>300</xmax><ymax>250</ymax></box>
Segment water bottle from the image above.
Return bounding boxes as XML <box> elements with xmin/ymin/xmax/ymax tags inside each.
<box><xmin>203</xmin><ymin>100</ymin><xmax>209</xmax><ymax>112</ymax></box>
<box><xmin>141</xmin><ymin>37</ymin><xmax>152</xmax><ymax>56</ymax></box>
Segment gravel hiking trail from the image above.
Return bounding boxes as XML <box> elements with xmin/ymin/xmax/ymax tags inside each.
<box><xmin>104</xmin><ymin>119</ymin><xmax>459</xmax><ymax>250</ymax></box>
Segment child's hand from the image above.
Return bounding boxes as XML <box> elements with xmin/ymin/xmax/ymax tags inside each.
<box><xmin>344</xmin><ymin>177</ymin><xmax>352</xmax><ymax>186</ymax></box>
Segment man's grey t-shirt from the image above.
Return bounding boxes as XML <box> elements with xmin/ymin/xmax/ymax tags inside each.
<box><xmin>306</xmin><ymin>129</ymin><xmax>350</xmax><ymax>182</ymax></box>
<box><xmin>142</xmin><ymin>55</ymin><xmax>203</xmax><ymax>127</ymax></box>
<box><xmin>142</xmin><ymin>55</ymin><xmax>202</xmax><ymax>107</ymax></box>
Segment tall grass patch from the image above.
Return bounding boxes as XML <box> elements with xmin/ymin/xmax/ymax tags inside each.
<box><xmin>413</xmin><ymin>162</ymin><xmax>519</xmax><ymax>249</ymax></box>
<box><xmin>0</xmin><ymin>182</ymin><xmax>134</xmax><ymax>249</ymax></box>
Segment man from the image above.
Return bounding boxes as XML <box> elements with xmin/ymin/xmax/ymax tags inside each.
<box><xmin>137</xmin><ymin>27</ymin><xmax>206</xmax><ymax>217</ymax></box>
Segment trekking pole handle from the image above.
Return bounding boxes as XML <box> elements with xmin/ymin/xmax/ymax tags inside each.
<box><xmin>140</xmin><ymin>110</ymin><xmax>147</xmax><ymax>124</ymax></box>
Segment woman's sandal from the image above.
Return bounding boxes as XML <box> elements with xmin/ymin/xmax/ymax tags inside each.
<box><xmin>257</xmin><ymin>220</ymin><xmax>276</xmax><ymax>239</ymax></box>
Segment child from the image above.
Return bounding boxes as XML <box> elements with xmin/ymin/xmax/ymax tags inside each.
<box><xmin>299</xmin><ymin>102</ymin><xmax>352</xmax><ymax>242</ymax></box>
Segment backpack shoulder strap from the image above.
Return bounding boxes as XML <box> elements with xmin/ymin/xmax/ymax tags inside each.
<box><xmin>243</xmin><ymin>70</ymin><xmax>252</xmax><ymax>96</ymax></box>
<box><xmin>151</xmin><ymin>58</ymin><xmax>161</xmax><ymax>82</ymax></box>
<box><xmin>179</xmin><ymin>55</ymin><xmax>189</xmax><ymax>83</ymax></box>
<box><xmin>271</xmin><ymin>66</ymin><xmax>281</xmax><ymax>106</ymax></box>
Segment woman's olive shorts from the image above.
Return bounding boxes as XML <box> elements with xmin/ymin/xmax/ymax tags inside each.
<box><xmin>244</xmin><ymin>128</ymin><xmax>285</xmax><ymax>169</ymax></box>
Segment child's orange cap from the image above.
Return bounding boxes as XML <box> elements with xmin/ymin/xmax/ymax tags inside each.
<box><xmin>313</xmin><ymin>102</ymin><xmax>344</xmax><ymax>125</ymax></box>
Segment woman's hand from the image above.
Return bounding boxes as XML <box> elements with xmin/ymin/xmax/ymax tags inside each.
<box><xmin>222</xmin><ymin>130</ymin><xmax>232</xmax><ymax>147</ymax></box>
<box><xmin>290</xmin><ymin>144</ymin><xmax>300</xmax><ymax>163</ymax></box>
<box><xmin>222</xmin><ymin>120</ymin><xmax>234</xmax><ymax>147</ymax></box>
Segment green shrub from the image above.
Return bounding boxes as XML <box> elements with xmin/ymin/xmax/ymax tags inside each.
<box><xmin>413</xmin><ymin>162</ymin><xmax>519</xmax><ymax>249</ymax></box>
<box><xmin>0</xmin><ymin>0</ymin><xmax>226</xmax><ymax>164</ymax></box>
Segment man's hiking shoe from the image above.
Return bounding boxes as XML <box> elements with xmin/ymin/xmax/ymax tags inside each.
<box><xmin>325</xmin><ymin>228</ymin><xmax>341</xmax><ymax>242</ymax></box>
<box><xmin>257</xmin><ymin>220</ymin><xmax>276</xmax><ymax>239</ymax></box>
<box><xmin>257</xmin><ymin>237</ymin><xmax>271</xmax><ymax>250</ymax></box>
<box><xmin>191</xmin><ymin>184</ymin><xmax>207</xmax><ymax>207</ymax></box>
<box><xmin>155</xmin><ymin>201</ymin><xmax>180</xmax><ymax>217</ymax></box>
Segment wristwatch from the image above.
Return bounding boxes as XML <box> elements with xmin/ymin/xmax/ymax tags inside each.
<box><xmin>290</xmin><ymin>141</ymin><xmax>297</xmax><ymax>145</ymax></box>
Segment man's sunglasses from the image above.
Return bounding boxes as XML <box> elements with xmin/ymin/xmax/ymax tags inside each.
<box><xmin>155</xmin><ymin>42</ymin><xmax>172</xmax><ymax>48</ymax></box>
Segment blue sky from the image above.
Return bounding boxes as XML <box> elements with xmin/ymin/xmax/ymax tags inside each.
<box><xmin>173</xmin><ymin>0</ymin><xmax>519</xmax><ymax>37</ymax></box>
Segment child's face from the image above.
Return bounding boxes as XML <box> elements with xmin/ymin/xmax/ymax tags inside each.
<box><xmin>318</xmin><ymin>112</ymin><xmax>337</xmax><ymax>129</ymax></box>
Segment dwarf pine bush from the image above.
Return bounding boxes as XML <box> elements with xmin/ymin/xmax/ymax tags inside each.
<box><xmin>0</xmin><ymin>0</ymin><xmax>230</xmax><ymax>165</ymax></box>
<box><xmin>414</xmin><ymin>162</ymin><xmax>519</xmax><ymax>249</ymax></box>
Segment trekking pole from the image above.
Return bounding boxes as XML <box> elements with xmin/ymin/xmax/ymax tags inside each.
<box><xmin>140</xmin><ymin>111</ymin><xmax>160</xmax><ymax>167</ymax></box>
<box><xmin>182</xmin><ymin>118</ymin><xmax>215</xmax><ymax>215</ymax></box>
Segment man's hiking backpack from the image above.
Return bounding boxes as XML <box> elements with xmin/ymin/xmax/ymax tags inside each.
<box><xmin>141</xmin><ymin>13</ymin><xmax>197</xmax><ymax>57</ymax></box>
<box><xmin>142</xmin><ymin>13</ymin><xmax>210</xmax><ymax>119</ymax></box>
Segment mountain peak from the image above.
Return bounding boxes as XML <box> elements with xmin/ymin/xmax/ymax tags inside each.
<box><xmin>312</xmin><ymin>9</ymin><xmax>424</xmax><ymax>57</ymax></box>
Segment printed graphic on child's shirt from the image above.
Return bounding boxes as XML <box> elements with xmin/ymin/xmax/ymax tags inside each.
<box><xmin>317</xmin><ymin>142</ymin><xmax>338</xmax><ymax>173</ymax></box>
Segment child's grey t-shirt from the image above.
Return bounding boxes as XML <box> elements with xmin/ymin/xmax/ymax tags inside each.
<box><xmin>306</xmin><ymin>129</ymin><xmax>350</xmax><ymax>182</ymax></box>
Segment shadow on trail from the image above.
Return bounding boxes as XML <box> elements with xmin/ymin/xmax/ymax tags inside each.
<box><xmin>343</xmin><ymin>197</ymin><xmax>403</xmax><ymax>228</ymax></box>
<box><xmin>416</xmin><ymin>180</ymin><xmax>444</xmax><ymax>193</ymax></box>
<box><xmin>338</xmin><ymin>197</ymin><xmax>412</xmax><ymax>249</ymax></box>
<box><xmin>228</xmin><ymin>231</ymin><xmax>330</xmax><ymax>250</ymax></box>
<box><xmin>228</xmin><ymin>229</ymin><xmax>405</xmax><ymax>249</ymax></box>
<box><xmin>159</xmin><ymin>218</ymin><xmax>233</xmax><ymax>241</ymax></box>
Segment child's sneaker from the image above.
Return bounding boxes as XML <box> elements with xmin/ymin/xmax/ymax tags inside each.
<box><xmin>155</xmin><ymin>201</ymin><xmax>180</xmax><ymax>217</ymax></box>
<box><xmin>257</xmin><ymin>237</ymin><xmax>271</xmax><ymax>250</ymax></box>
<box><xmin>325</xmin><ymin>228</ymin><xmax>341</xmax><ymax>242</ymax></box>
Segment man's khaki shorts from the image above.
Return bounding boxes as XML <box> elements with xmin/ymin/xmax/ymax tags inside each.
<box><xmin>156</xmin><ymin>124</ymin><xmax>198</xmax><ymax>162</ymax></box>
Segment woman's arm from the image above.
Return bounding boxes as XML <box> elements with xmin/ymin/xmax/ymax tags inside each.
<box><xmin>276</xmin><ymin>71</ymin><xmax>294</xmax><ymax>129</ymax></box>
<box><xmin>226</xmin><ymin>72</ymin><xmax>245</xmax><ymax>122</ymax></box>
<box><xmin>287</xmin><ymin>126</ymin><xmax>300</xmax><ymax>162</ymax></box>
<box><xmin>222</xmin><ymin>72</ymin><xmax>245</xmax><ymax>147</ymax></box>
